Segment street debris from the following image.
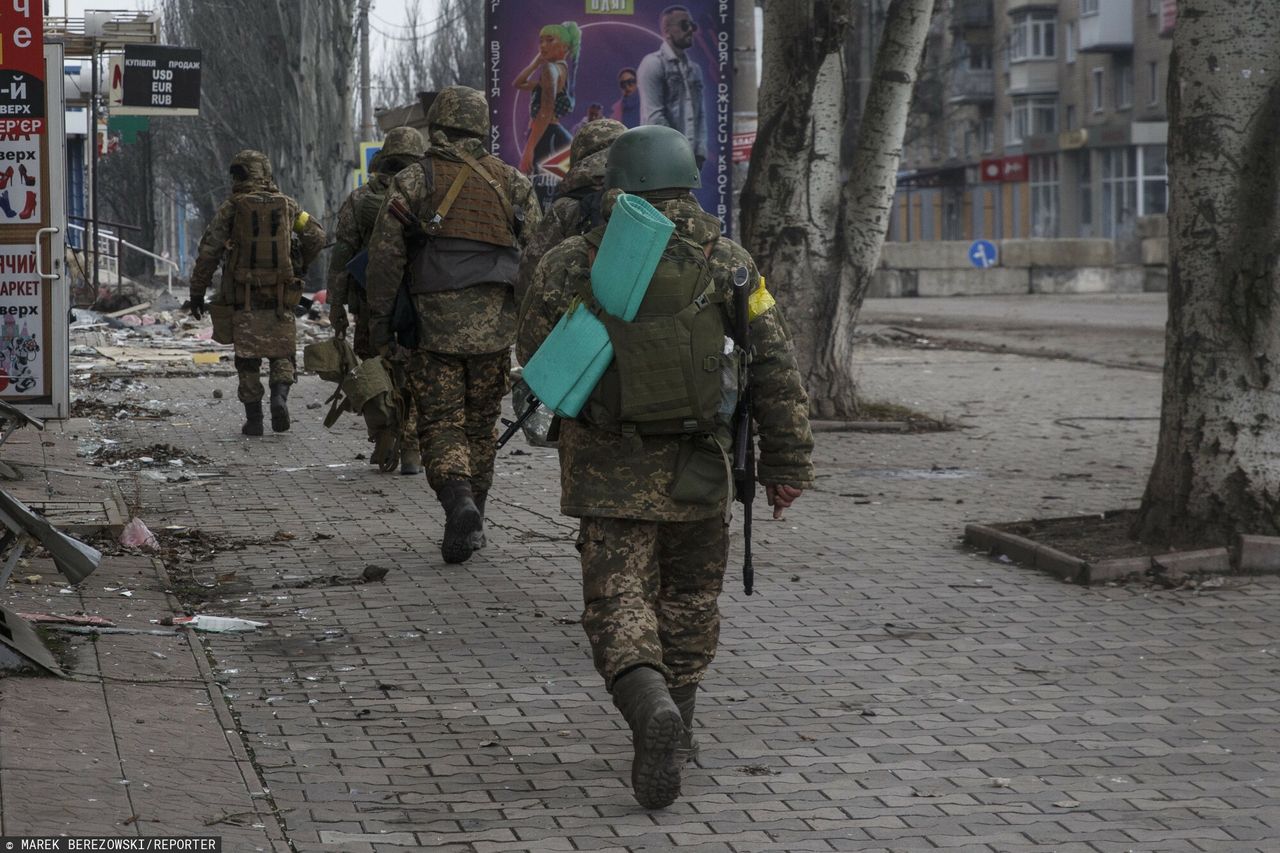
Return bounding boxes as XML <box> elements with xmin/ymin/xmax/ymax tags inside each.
<box><xmin>17</xmin><ymin>613</ymin><xmax>116</xmax><ymax>627</ymax></box>
<box><xmin>162</xmin><ymin>615</ymin><xmax>269</xmax><ymax>633</ymax></box>
<box><xmin>119</xmin><ymin>518</ymin><xmax>159</xmax><ymax>551</ymax></box>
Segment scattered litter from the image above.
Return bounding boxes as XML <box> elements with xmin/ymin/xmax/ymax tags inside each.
<box><xmin>213</xmin><ymin>389</ymin><xmax>224</xmax><ymax>399</ymax></box>
<box><xmin>737</xmin><ymin>765</ymin><xmax>777</xmax><ymax>776</ymax></box>
<box><xmin>163</xmin><ymin>615</ymin><xmax>269</xmax><ymax>633</ymax></box>
<box><xmin>360</xmin><ymin>564</ymin><xmax>389</xmax><ymax>583</ymax></box>
<box><xmin>991</xmin><ymin>777</ymin><xmax>1012</xmax><ymax>788</ymax></box>
<box><xmin>16</xmin><ymin>574</ymin><xmax>43</xmax><ymax>584</ymax></box>
<box><xmin>193</xmin><ymin>352</ymin><xmax>221</xmax><ymax>365</ymax></box>
<box><xmin>119</xmin><ymin>518</ymin><xmax>159</xmax><ymax>551</ymax></box>
<box><xmin>272</xmin><ymin>530</ymin><xmax>296</xmax><ymax>542</ymax></box>
<box><xmin>479</xmin><ymin>740</ymin><xmax>499</xmax><ymax>748</ymax></box>
<box><xmin>1054</xmin><ymin>799</ymin><xmax>1080</xmax><ymax>809</ymax></box>
<box><xmin>17</xmin><ymin>613</ymin><xmax>116</xmax><ymax>627</ymax></box>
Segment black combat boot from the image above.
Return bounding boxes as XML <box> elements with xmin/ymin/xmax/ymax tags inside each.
<box><xmin>436</xmin><ymin>479</ymin><xmax>482</xmax><ymax>564</ymax></box>
<box><xmin>611</xmin><ymin>666</ymin><xmax>684</xmax><ymax>809</ymax></box>
<box><xmin>467</xmin><ymin>489</ymin><xmax>488</xmax><ymax>551</ymax></box>
<box><xmin>269</xmin><ymin>383</ymin><xmax>291</xmax><ymax>432</ymax></box>
<box><xmin>670</xmin><ymin>683</ymin><xmax>699</xmax><ymax>767</ymax></box>
<box><xmin>242</xmin><ymin>402</ymin><xmax>264</xmax><ymax>436</ymax></box>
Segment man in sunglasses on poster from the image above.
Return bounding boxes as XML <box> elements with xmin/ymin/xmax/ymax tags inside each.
<box><xmin>611</xmin><ymin>68</ymin><xmax>641</xmax><ymax>128</ymax></box>
<box><xmin>636</xmin><ymin>5</ymin><xmax>708</xmax><ymax>169</ymax></box>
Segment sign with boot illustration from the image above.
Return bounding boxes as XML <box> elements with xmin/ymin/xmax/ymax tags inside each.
<box><xmin>0</xmin><ymin>134</ymin><xmax>39</xmax><ymax>223</ymax></box>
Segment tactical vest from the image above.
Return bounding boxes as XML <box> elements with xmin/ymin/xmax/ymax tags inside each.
<box><xmin>229</xmin><ymin>192</ymin><xmax>293</xmax><ymax>283</ymax></box>
<box><xmin>353</xmin><ymin>183</ymin><xmax>387</xmax><ymax>248</ymax></box>
<box><xmin>581</xmin><ymin>230</ymin><xmax>737</xmax><ymax>436</ymax></box>
<box><xmin>408</xmin><ymin>154</ymin><xmax>521</xmax><ymax>294</ymax></box>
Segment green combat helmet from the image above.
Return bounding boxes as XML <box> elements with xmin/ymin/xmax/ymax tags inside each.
<box><xmin>370</xmin><ymin>126</ymin><xmax>426</xmax><ymax>172</ymax></box>
<box><xmin>570</xmin><ymin>118</ymin><xmax>626</xmax><ymax>166</ymax></box>
<box><xmin>229</xmin><ymin>149</ymin><xmax>273</xmax><ymax>189</ymax></box>
<box><xmin>604</xmin><ymin>125</ymin><xmax>701</xmax><ymax>192</ymax></box>
<box><xmin>426</xmin><ymin>85</ymin><xmax>490</xmax><ymax>139</ymax></box>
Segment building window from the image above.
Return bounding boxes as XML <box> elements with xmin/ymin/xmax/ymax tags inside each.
<box><xmin>1030</xmin><ymin>154</ymin><xmax>1059</xmax><ymax>237</ymax></box>
<box><xmin>1010</xmin><ymin>11</ymin><xmax>1056</xmax><ymax>62</ymax></box>
<box><xmin>1148</xmin><ymin>0</ymin><xmax>1160</xmax><ymax>14</ymax></box>
<box><xmin>1066</xmin><ymin>104</ymin><xmax>1077</xmax><ymax>129</ymax></box>
<box><xmin>968</xmin><ymin>43</ymin><xmax>992</xmax><ymax>70</ymax></box>
<box><xmin>1148</xmin><ymin>61</ymin><xmax>1160</xmax><ymax>105</ymax></box>
<box><xmin>1141</xmin><ymin>144</ymin><xmax>1168</xmax><ymax>215</ymax></box>
<box><xmin>1116</xmin><ymin>57</ymin><xmax>1134</xmax><ymax>109</ymax></box>
<box><xmin>1005</xmin><ymin>110</ymin><xmax>1017</xmax><ymax>145</ymax></box>
<box><xmin>1079</xmin><ymin>151</ymin><xmax>1094</xmax><ymax>235</ymax></box>
<box><xmin>1101</xmin><ymin>147</ymin><xmax>1138</xmax><ymax>239</ymax></box>
<box><xmin>1092</xmin><ymin>68</ymin><xmax>1105</xmax><ymax>112</ymax></box>
<box><xmin>1010</xmin><ymin>97</ymin><xmax>1057</xmax><ymax>142</ymax></box>
<box><xmin>1081</xmin><ymin>0</ymin><xmax>1099</xmax><ymax>15</ymax></box>
<box><xmin>981</xmin><ymin>114</ymin><xmax>994</xmax><ymax>152</ymax></box>
<box><xmin>1066</xmin><ymin>22</ymin><xmax>1077</xmax><ymax>64</ymax></box>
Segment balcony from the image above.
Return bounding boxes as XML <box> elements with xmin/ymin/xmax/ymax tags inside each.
<box><xmin>1005</xmin><ymin>0</ymin><xmax>1058</xmax><ymax>12</ymax></box>
<box><xmin>949</xmin><ymin>68</ymin><xmax>995</xmax><ymax>103</ymax></box>
<box><xmin>1008</xmin><ymin>61</ymin><xmax>1059</xmax><ymax>96</ymax></box>
<box><xmin>1080</xmin><ymin>4</ymin><xmax>1134</xmax><ymax>52</ymax></box>
<box><xmin>950</xmin><ymin>0</ymin><xmax>993</xmax><ymax>29</ymax></box>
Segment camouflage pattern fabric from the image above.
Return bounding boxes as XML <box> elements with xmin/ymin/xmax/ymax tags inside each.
<box><xmin>235</xmin><ymin>356</ymin><xmax>295</xmax><ymax>403</ymax></box>
<box><xmin>407</xmin><ymin>347</ymin><xmax>510</xmax><ymax>493</ymax></box>
<box><xmin>327</xmin><ymin>171</ymin><xmax>392</xmax><ymax>348</ymax></box>
<box><xmin>578</xmin><ymin>515</ymin><xmax>727</xmax><ymax>689</ymax></box>
<box><xmin>517</xmin><ymin>192</ymin><xmax>815</xmax><ymax>522</ymax></box>
<box><xmin>516</xmin><ymin>149</ymin><xmax>611</xmax><ymax>308</ymax></box>
<box><xmin>392</xmin><ymin>359</ymin><xmax>419</xmax><ymax>456</ymax></box>
<box><xmin>426</xmin><ymin>86</ymin><xmax>490</xmax><ymax>138</ymax></box>
<box><xmin>364</xmin><ymin>134</ymin><xmax>541</xmax><ymax>355</ymax></box>
<box><xmin>569</xmin><ymin>118</ymin><xmax>626</xmax><ymax>165</ymax></box>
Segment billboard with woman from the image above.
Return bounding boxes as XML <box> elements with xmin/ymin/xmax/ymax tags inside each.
<box><xmin>486</xmin><ymin>0</ymin><xmax>735</xmax><ymax>232</ymax></box>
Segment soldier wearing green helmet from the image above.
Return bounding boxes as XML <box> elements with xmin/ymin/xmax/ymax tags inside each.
<box><xmin>365</xmin><ymin>86</ymin><xmax>541</xmax><ymax>565</ymax></box>
<box><xmin>327</xmin><ymin>126</ymin><xmax>427</xmax><ymax>473</ymax></box>
<box><xmin>517</xmin><ymin>125</ymin><xmax>814</xmax><ymax>809</ymax></box>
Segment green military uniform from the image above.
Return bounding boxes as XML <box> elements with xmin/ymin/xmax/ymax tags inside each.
<box><xmin>190</xmin><ymin>149</ymin><xmax>326</xmax><ymax>436</ymax></box>
<box><xmin>365</xmin><ymin>86</ymin><xmax>541</xmax><ymax>563</ymax></box>
<box><xmin>327</xmin><ymin>127</ymin><xmax>427</xmax><ymax>473</ymax></box>
<box><xmin>517</xmin><ymin>126</ymin><xmax>814</xmax><ymax>809</ymax></box>
<box><xmin>516</xmin><ymin>118</ymin><xmax>625</xmax><ymax>307</ymax></box>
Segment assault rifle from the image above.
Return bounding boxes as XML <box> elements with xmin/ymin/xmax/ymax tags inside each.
<box><xmin>497</xmin><ymin>396</ymin><xmax>542</xmax><ymax>449</ymax></box>
<box><xmin>731</xmin><ymin>267</ymin><xmax>755</xmax><ymax>596</ymax></box>
<box><xmin>385</xmin><ymin>197</ymin><xmax>425</xmax><ymax>349</ymax></box>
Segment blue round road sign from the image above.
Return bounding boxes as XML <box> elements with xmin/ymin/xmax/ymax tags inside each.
<box><xmin>968</xmin><ymin>239</ymin><xmax>998</xmax><ymax>269</ymax></box>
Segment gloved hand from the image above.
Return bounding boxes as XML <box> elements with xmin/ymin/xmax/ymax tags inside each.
<box><xmin>330</xmin><ymin>303</ymin><xmax>349</xmax><ymax>338</ymax></box>
<box><xmin>189</xmin><ymin>293</ymin><xmax>205</xmax><ymax>320</ymax></box>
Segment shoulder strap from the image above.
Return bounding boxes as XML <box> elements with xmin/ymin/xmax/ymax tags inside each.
<box><xmin>433</xmin><ymin>164</ymin><xmax>474</xmax><ymax>226</ymax></box>
<box><xmin>455</xmin><ymin>149</ymin><xmax>516</xmax><ymax>225</ymax></box>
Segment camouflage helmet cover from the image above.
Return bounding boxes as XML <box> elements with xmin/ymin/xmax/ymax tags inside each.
<box><xmin>569</xmin><ymin>118</ymin><xmax>626</xmax><ymax>165</ymax></box>
<box><xmin>371</xmin><ymin>126</ymin><xmax>426</xmax><ymax>171</ymax></box>
<box><xmin>426</xmin><ymin>85</ymin><xmax>490</xmax><ymax>138</ymax></box>
<box><xmin>229</xmin><ymin>149</ymin><xmax>273</xmax><ymax>184</ymax></box>
<box><xmin>604</xmin><ymin>125</ymin><xmax>701</xmax><ymax>192</ymax></box>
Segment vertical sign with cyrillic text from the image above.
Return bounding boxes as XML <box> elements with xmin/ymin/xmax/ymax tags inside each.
<box><xmin>0</xmin><ymin>244</ymin><xmax>44</xmax><ymax>396</ymax></box>
<box><xmin>0</xmin><ymin>1</ymin><xmax>44</xmax><ymax>134</ymax></box>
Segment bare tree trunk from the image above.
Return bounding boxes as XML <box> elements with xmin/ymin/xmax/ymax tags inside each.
<box><xmin>807</xmin><ymin>0</ymin><xmax>934</xmax><ymax>418</ymax></box>
<box><xmin>739</xmin><ymin>0</ymin><xmax>849</xmax><ymax>385</ymax></box>
<box><xmin>1133</xmin><ymin>0</ymin><xmax>1280</xmax><ymax>548</ymax></box>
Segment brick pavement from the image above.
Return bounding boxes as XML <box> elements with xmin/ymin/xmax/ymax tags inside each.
<box><xmin>8</xmin><ymin>336</ymin><xmax>1280</xmax><ymax>851</ymax></box>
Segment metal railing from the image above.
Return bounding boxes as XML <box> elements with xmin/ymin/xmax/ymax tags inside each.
<box><xmin>66</xmin><ymin>222</ymin><xmax>179</xmax><ymax>296</ymax></box>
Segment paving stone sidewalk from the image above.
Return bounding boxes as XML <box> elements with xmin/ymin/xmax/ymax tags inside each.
<box><xmin>7</xmin><ymin>336</ymin><xmax>1280</xmax><ymax>852</ymax></box>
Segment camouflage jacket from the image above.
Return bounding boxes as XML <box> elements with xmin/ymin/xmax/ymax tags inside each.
<box><xmin>515</xmin><ymin>150</ymin><xmax>608</xmax><ymax>308</ymax></box>
<box><xmin>190</xmin><ymin>176</ymin><xmax>326</xmax><ymax>306</ymax></box>
<box><xmin>326</xmin><ymin>172</ymin><xmax>392</xmax><ymax>311</ymax></box>
<box><xmin>364</xmin><ymin>135</ymin><xmax>541</xmax><ymax>355</ymax></box>
<box><xmin>517</xmin><ymin>194</ymin><xmax>815</xmax><ymax>521</ymax></box>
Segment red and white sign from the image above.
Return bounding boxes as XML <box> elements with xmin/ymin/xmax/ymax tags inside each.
<box><xmin>0</xmin><ymin>244</ymin><xmax>44</xmax><ymax>396</ymax></box>
<box><xmin>980</xmin><ymin>154</ymin><xmax>1029</xmax><ymax>183</ymax></box>
<box><xmin>0</xmin><ymin>134</ymin><xmax>40</xmax><ymax>222</ymax></box>
<box><xmin>732</xmin><ymin>131</ymin><xmax>755</xmax><ymax>164</ymax></box>
<box><xmin>1159</xmin><ymin>0</ymin><xmax>1176</xmax><ymax>36</ymax></box>
<box><xmin>0</xmin><ymin>1</ymin><xmax>45</xmax><ymax>134</ymax></box>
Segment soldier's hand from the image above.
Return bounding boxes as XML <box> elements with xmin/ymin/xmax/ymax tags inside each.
<box><xmin>189</xmin><ymin>294</ymin><xmax>205</xmax><ymax>320</ymax></box>
<box><xmin>765</xmin><ymin>484</ymin><xmax>802</xmax><ymax>520</ymax></box>
<box><xmin>330</xmin><ymin>304</ymin><xmax>348</xmax><ymax>338</ymax></box>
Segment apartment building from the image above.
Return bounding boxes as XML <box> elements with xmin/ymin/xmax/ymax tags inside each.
<box><xmin>890</xmin><ymin>0</ymin><xmax>1176</xmax><ymax>242</ymax></box>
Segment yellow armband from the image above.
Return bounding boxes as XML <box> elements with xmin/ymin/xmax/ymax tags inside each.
<box><xmin>293</xmin><ymin>211</ymin><xmax>311</xmax><ymax>233</ymax></box>
<box><xmin>748</xmin><ymin>276</ymin><xmax>776</xmax><ymax>321</ymax></box>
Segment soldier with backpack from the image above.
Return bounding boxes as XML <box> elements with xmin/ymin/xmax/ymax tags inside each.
<box><xmin>328</xmin><ymin>127</ymin><xmax>427</xmax><ymax>474</ymax></box>
<box><xmin>516</xmin><ymin>126</ymin><xmax>814</xmax><ymax>809</ymax></box>
<box><xmin>189</xmin><ymin>150</ymin><xmax>326</xmax><ymax>435</ymax></box>
<box><xmin>365</xmin><ymin>86</ymin><xmax>541</xmax><ymax>564</ymax></box>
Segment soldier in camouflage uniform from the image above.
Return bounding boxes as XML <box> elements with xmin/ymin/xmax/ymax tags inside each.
<box><xmin>190</xmin><ymin>150</ymin><xmax>326</xmax><ymax>436</ymax></box>
<box><xmin>517</xmin><ymin>126</ymin><xmax>814</xmax><ymax>809</ymax></box>
<box><xmin>365</xmin><ymin>86</ymin><xmax>541</xmax><ymax>563</ymax></box>
<box><xmin>327</xmin><ymin>127</ymin><xmax>428</xmax><ymax>474</ymax></box>
<box><xmin>516</xmin><ymin>118</ymin><xmax>625</xmax><ymax>305</ymax></box>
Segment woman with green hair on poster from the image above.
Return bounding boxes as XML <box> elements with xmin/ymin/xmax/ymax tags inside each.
<box><xmin>515</xmin><ymin>20</ymin><xmax>581</xmax><ymax>174</ymax></box>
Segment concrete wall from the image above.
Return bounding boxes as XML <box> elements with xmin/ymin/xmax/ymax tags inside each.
<box><xmin>869</xmin><ymin>236</ymin><xmax>1169</xmax><ymax>297</ymax></box>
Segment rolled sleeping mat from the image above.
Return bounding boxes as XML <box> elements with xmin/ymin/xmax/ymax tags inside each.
<box><xmin>523</xmin><ymin>194</ymin><xmax>674</xmax><ymax>418</ymax></box>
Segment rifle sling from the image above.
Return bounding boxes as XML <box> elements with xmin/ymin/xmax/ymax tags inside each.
<box><xmin>433</xmin><ymin>164</ymin><xmax>474</xmax><ymax>226</ymax></box>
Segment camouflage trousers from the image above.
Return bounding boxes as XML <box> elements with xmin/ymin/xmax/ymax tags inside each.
<box><xmin>408</xmin><ymin>348</ymin><xmax>510</xmax><ymax>493</ymax></box>
<box><xmin>577</xmin><ymin>515</ymin><xmax>728</xmax><ymax>690</ymax></box>
<box><xmin>235</xmin><ymin>356</ymin><xmax>295</xmax><ymax>403</ymax></box>
<box><xmin>390</xmin><ymin>360</ymin><xmax>419</xmax><ymax>455</ymax></box>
